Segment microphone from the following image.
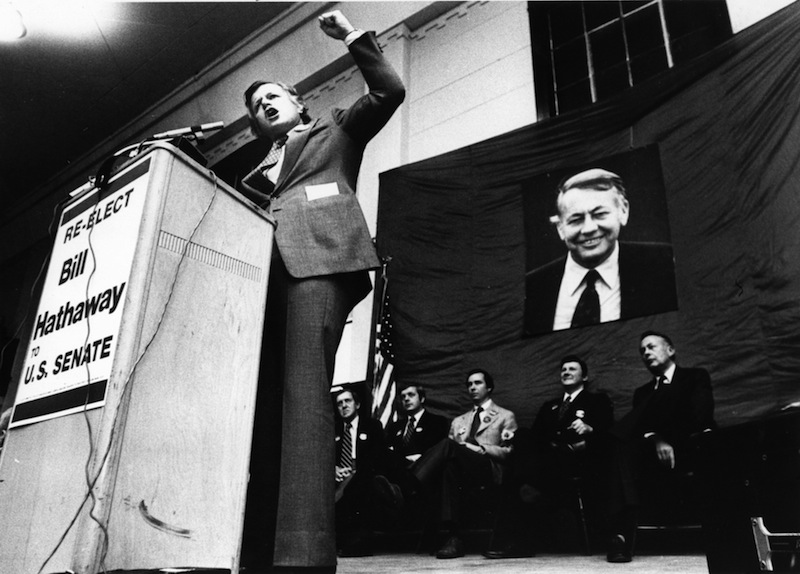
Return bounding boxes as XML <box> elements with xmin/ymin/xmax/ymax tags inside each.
<box><xmin>150</xmin><ymin>121</ymin><xmax>225</xmax><ymax>141</ymax></box>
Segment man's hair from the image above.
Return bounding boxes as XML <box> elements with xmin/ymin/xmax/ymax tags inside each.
<box><xmin>399</xmin><ymin>381</ymin><xmax>426</xmax><ymax>400</ymax></box>
<box><xmin>243</xmin><ymin>80</ymin><xmax>311</xmax><ymax>138</ymax></box>
<box><xmin>465</xmin><ymin>368</ymin><xmax>494</xmax><ymax>392</ymax></box>
<box><xmin>554</xmin><ymin>168</ymin><xmax>628</xmax><ymax>216</ymax></box>
<box><xmin>334</xmin><ymin>387</ymin><xmax>361</xmax><ymax>405</ymax></box>
<box><xmin>560</xmin><ymin>354</ymin><xmax>588</xmax><ymax>378</ymax></box>
<box><xmin>640</xmin><ymin>330</ymin><xmax>674</xmax><ymax>347</ymax></box>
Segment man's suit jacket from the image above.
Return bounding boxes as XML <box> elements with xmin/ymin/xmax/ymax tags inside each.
<box><xmin>613</xmin><ymin>366</ymin><xmax>715</xmax><ymax>451</ymax></box>
<box><xmin>385</xmin><ymin>409</ymin><xmax>449</xmax><ymax>460</ymax></box>
<box><xmin>533</xmin><ymin>389</ymin><xmax>614</xmax><ymax>451</ymax></box>
<box><xmin>523</xmin><ymin>242</ymin><xmax>678</xmax><ymax>336</ymax></box>
<box><xmin>334</xmin><ymin>415</ymin><xmax>387</xmax><ymax>476</ymax></box>
<box><xmin>450</xmin><ymin>399</ymin><xmax>518</xmax><ymax>483</ymax></box>
<box><xmin>240</xmin><ymin>32</ymin><xmax>405</xmax><ymax>279</ymax></box>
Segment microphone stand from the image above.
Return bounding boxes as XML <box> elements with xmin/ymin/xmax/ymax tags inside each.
<box><xmin>70</xmin><ymin>122</ymin><xmax>225</xmax><ymax>197</ymax></box>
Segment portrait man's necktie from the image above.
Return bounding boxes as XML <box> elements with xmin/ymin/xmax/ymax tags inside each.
<box><xmin>571</xmin><ymin>269</ymin><xmax>601</xmax><ymax>327</ymax></box>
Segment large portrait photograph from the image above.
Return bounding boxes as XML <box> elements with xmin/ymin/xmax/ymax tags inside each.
<box><xmin>523</xmin><ymin>145</ymin><xmax>678</xmax><ymax>337</ymax></box>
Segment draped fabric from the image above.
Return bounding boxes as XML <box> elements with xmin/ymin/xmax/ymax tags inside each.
<box><xmin>376</xmin><ymin>4</ymin><xmax>800</xmax><ymax>429</ymax></box>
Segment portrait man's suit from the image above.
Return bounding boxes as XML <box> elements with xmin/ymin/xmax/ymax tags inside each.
<box><xmin>385</xmin><ymin>409</ymin><xmax>450</xmax><ymax>461</ymax></box>
<box><xmin>239</xmin><ymin>31</ymin><xmax>404</xmax><ymax>569</ymax></box>
<box><xmin>523</xmin><ymin>242</ymin><xmax>678</xmax><ymax>336</ymax></box>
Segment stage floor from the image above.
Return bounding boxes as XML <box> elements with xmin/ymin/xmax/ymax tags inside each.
<box><xmin>338</xmin><ymin>552</ymin><xmax>708</xmax><ymax>573</ymax></box>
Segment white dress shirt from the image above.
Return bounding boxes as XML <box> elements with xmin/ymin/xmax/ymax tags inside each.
<box><xmin>344</xmin><ymin>414</ymin><xmax>359</xmax><ymax>460</ymax></box>
<box><xmin>553</xmin><ymin>243</ymin><xmax>622</xmax><ymax>330</ymax></box>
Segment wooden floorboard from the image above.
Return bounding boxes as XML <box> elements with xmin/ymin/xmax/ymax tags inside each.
<box><xmin>338</xmin><ymin>552</ymin><xmax>708</xmax><ymax>573</ymax></box>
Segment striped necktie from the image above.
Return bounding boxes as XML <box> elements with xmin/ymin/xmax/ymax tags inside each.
<box><xmin>403</xmin><ymin>417</ymin><xmax>415</xmax><ymax>446</ymax></box>
<box><xmin>339</xmin><ymin>422</ymin><xmax>354</xmax><ymax>469</ymax></box>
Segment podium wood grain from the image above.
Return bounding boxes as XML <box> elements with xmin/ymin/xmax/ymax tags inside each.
<box><xmin>0</xmin><ymin>144</ymin><xmax>274</xmax><ymax>574</ymax></box>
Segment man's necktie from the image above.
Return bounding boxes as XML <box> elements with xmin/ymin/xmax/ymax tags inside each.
<box><xmin>258</xmin><ymin>136</ymin><xmax>287</xmax><ymax>174</ymax></box>
<box><xmin>557</xmin><ymin>395</ymin><xmax>572</xmax><ymax>420</ymax></box>
<box><xmin>469</xmin><ymin>407</ymin><xmax>483</xmax><ymax>439</ymax></box>
<box><xmin>402</xmin><ymin>417</ymin><xmax>415</xmax><ymax>446</ymax></box>
<box><xmin>654</xmin><ymin>375</ymin><xmax>667</xmax><ymax>391</ymax></box>
<box><xmin>571</xmin><ymin>269</ymin><xmax>601</xmax><ymax>327</ymax></box>
<box><xmin>339</xmin><ymin>422</ymin><xmax>354</xmax><ymax>469</ymax></box>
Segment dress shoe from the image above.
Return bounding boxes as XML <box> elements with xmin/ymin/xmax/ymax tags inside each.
<box><xmin>435</xmin><ymin>535</ymin><xmax>466</xmax><ymax>559</ymax></box>
<box><xmin>606</xmin><ymin>534</ymin><xmax>632</xmax><ymax>563</ymax></box>
<box><xmin>482</xmin><ymin>542</ymin><xmax>535</xmax><ymax>559</ymax></box>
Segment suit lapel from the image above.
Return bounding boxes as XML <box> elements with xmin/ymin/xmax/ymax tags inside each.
<box><xmin>417</xmin><ymin>411</ymin><xmax>428</xmax><ymax>433</ymax></box>
<box><xmin>542</xmin><ymin>260</ymin><xmax>564</xmax><ymax>327</ymax></box>
<box><xmin>569</xmin><ymin>392</ymin><xmax>587</xmax><ymax>417</ymax></box>
<box><xmin>476</xmin><ymin>407</ymin><xmax>497</xmax><ymax>435</ymax></box>
<box><xmin>274</xmin><ymin>119</ymin><xmax>316</xmax><ymax>193</ymax></box>
<box><xmin>618</xmin><ymin>243</ymin><xmax>634</xmax><ymax>316</ymax></box>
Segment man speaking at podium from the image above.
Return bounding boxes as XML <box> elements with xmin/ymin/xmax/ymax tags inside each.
<box><xmin>238</xmin><ymin>10</ymin><xmax>404</xmax><ymax>573</ymax></box>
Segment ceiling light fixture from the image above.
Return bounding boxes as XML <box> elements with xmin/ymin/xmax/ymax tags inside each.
<box><xmin>0</xmin><ymin>3</ymin><xmax>26</xmax><ymax>40</ymax></box>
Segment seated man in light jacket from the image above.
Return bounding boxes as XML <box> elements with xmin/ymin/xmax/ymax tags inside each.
<box><xmin>412</xmin><ymin>368</ymin><xmax>517</xmax><ymax>559</ymax></box>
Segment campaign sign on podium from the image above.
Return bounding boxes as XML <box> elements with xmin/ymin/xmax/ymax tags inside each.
<box><xmin>13</xmin><ymin>160</ymin><xmax>151</xmax><ymax>427</ymax></box>
<box><xmin>0</xmin><ymin>143</ymin><xmax>274</xmax><ymax>574</ymax></box>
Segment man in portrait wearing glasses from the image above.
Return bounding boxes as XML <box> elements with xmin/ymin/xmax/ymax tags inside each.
<box><xmin>523</xmin><ymin>168</ymin><xmax>678</xmax><ymax>336</ymax></box>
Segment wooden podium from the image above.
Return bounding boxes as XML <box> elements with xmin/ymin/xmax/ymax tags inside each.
<box><xmin>0</xmin><ymin>143</ymin><xmax>274</xmax><ymax>573</ymax></box>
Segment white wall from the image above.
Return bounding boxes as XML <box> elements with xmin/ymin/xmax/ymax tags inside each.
<box><xmin>727</xmin><ymin>0</ymin><xmax>797</xmax><ymax>32</ymax></box>
<box><xmin>406</xmin><ymin>1</ymin><xmax>536</xmax><ymax>162</ymax></box>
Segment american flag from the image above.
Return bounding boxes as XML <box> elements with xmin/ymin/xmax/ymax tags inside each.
<box><xmin>371</xmin><ymin>259</ymin><xmax>398</xmax><ymax>427</ymax></box>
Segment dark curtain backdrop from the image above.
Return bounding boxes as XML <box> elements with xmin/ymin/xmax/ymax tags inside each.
<box><xmin>376</xmin><ymin>3</ymin><xmax>800</xmax><ymax>429</ymax></box>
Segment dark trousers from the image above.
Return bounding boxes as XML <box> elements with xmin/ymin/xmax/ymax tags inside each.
<box><xmin>243</xmin><ymin>249</ymin><xmax>370</xmax><ymax>570</ymax></box>
<box><xmin>490</xmin><ymin>444</ymin><xmax>604</xmax><ymax>552</ymax></box>
<box><xmin>335</xmin><ymin>467</ymin><xmax>376</xmax><ymax>547</ymax></box>
<box><xmin>413</xmin><ymin>438</ymin><xmax>495</xmax><ymax>529</ymax></box>
<box><xmin>605</xmin><ymin>435</ymin><xmax>696</xmax><ymax>544</ymax></box>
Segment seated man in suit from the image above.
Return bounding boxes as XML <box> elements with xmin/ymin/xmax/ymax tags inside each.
<box><xmin>524</xmin><ymin>168</ymin><xmax>677</xmax><ymax>336</ymax></box>
<box><xmin>605</xmin><ymin>330</ymin><xmax>715</xmax><ymax>563</ymax></box>
<box><xmin>333</xmin><ymin>388</ymin><xmax>388</xmax><ymax>557</ymax></box>
<box><xmin>380</xmin><ymin>382</ymin><xmax>450</xmax><ymax>522</ymax></box>
<box><xmin>485</xmin><ymin>355</ymin><xmax>613</xmax><ymax>558</ymax></box>
<box><xmin>412</xmin><ymin>369</ymin><xmax>518</xmax><ymax>559</ymax></box>
<box><xmin>385</xmin><ymin>382</ymin><xmax>450</xmax><ymax>465</ymax></box>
